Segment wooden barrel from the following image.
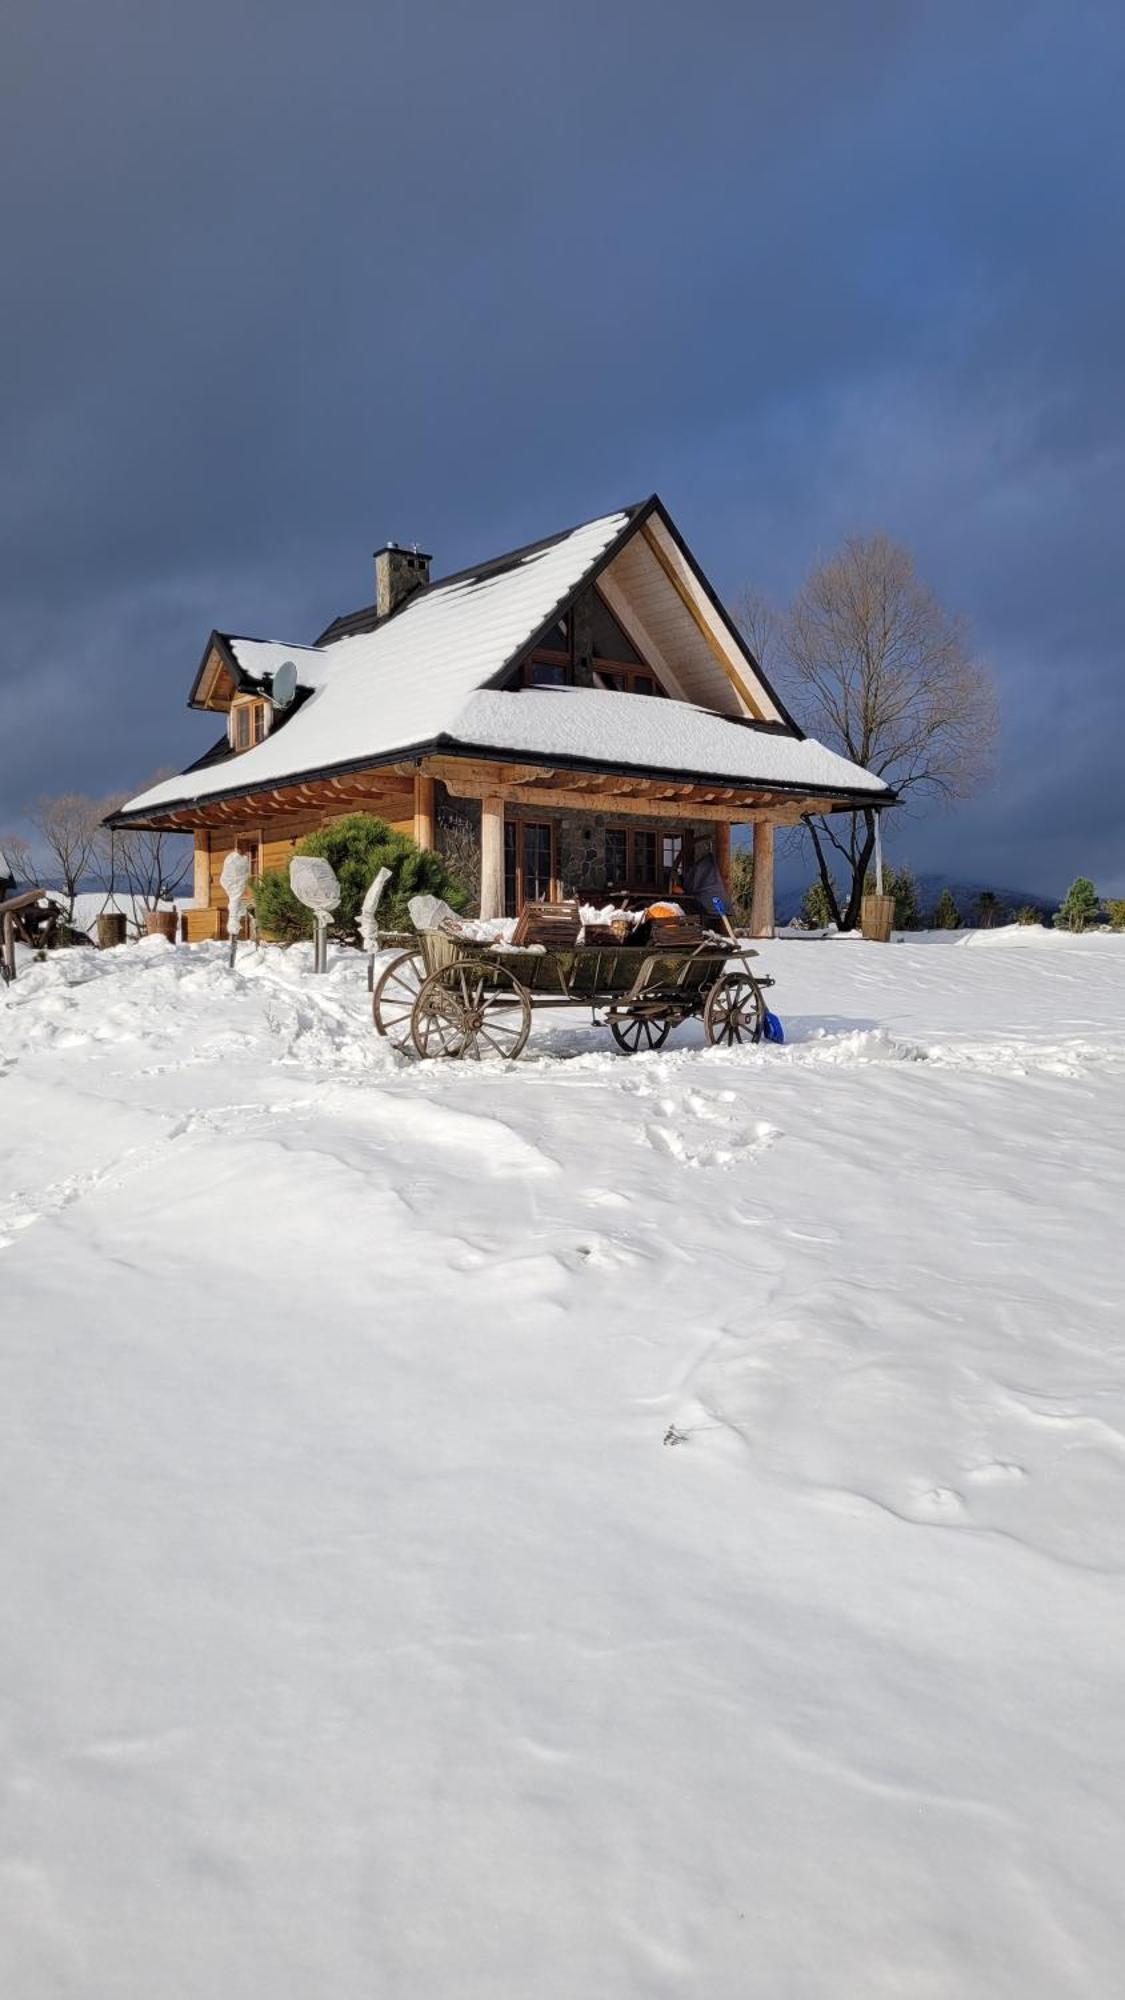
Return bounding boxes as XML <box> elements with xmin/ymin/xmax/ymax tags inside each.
<box><xmin>861</xmin><ymin>892</ymin><xmax>895</xmax><ymax>942</ymax></box>
<box><xmin>143</xmin><ymin>909</ymin><xmax>178</xmax><ymax>942</ymax></box>
<box><xmin>96</xmin><ymin>912</ymin><xmax>128</xmax><ymax>949</ymax></box>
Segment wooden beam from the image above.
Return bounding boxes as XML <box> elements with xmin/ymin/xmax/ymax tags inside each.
<box><xmin>640</xmin><ymin>516</ymin><xmax>778</xmax><ymax>724</ymax></box>
<box><xmin>495</xmin><ymin>782</ymin><xmax>751</xmax><ymax>823</ymax></box>
<box><xmin>750</xmin><ymin>820</ymin><xmax>775</xmax><ymax>937</ymax></box>
<box><xmin>480</xmin><ymin>794</ymin><xmax>505</xmax><ymax>920</ymax></box>
<box><xmin>414</xmin><ymin>771</ymin><xmax>435</xmax><ymax>850</ymax></box>
<box><xmin>428</xmin><ymin>757</ymin><xmax>544</xmax><ymax>797</ymax></box>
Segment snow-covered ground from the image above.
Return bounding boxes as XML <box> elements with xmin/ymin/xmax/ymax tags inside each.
<box><xmin>2</xmin><ymin>929</ymin><xmax>1124</xmax><ymax>1997</ymax></box>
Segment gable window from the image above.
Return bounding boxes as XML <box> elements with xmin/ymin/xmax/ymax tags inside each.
<box><xmin>523</xmin><ymin>611</ymin><xmax>571</xmax><ymax>690</ymax></box>
<box><xmin>590</xmin><ymin>593</ymin><xmax>642</xmax><ymax>664</ymax></box>
<box><xmin>591</xmin><ymin>589</ymin><xmax>666</xmax><ymax>696</ymax></box>
<box><xmin>597</xmin><ymin>668</ymin><xmax>660</xmax><ymax>696</ymax></box>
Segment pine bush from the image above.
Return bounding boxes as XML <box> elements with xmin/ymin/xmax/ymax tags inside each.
<box><xmin>885</xmin><ymin>864</ymin><xmax>920</xmax><ymax>930</ymax></box>
<box><xmin>800</xmin><ymin>878</ymin><xmax>836</xmax><ymax>928</ymax></box>
<box><xmin>971</xmin><ymin>889</ymin><xmax>1004</xmax><ymax>928</ymax></box>
<box><xmin>252</xmin><ymin>815</ymin><xmax>467</xmax><ymax>943</ymax></box>
<box><xmin>1055</xmin><ymin>877</ymin><xmax>1099</xmax><ymax>933</ymax></box>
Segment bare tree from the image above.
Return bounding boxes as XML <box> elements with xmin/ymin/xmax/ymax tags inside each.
<box><xmin>30</xmin><ymin>794</ymin><xmax>103</xmax><ymax>920</ymax></box>
<box><xmin>0</xmin><ymin>832</ymin><xmax>35</xmax><ymax>891</ymax></box>
<box><xmin>98</xmin><ymin>784</ymin><xmax>192</xmax><ymax>932</ymax></box>
<box><xmin>734</xmin><ymin>589</ymin><xmax>784</xmax><ymax>683</ymax></box>
<box><xmin>743</xmin><ymin>537</ymin><xmax>996</xmax><ymax>930</ymax></box>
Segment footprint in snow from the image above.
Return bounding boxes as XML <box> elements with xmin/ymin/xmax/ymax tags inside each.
<box><xmin>645</xmin><ymin>1115</ymin><xmax>779</xmax><ymax>1171</ymax></box>
<box><xmin>910</xmin><ymin>1484</ymin><xmax>966</xmax><ymax>1519</ymax></box>
<box><xmin>966</xmin><ymin>1461</ymin><xmax>1027</xmax><ymax>1486</ymax></box>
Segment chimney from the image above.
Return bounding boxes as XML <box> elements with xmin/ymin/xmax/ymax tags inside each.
<box><xmin>374</xmin><ymin>542</ymin><xmax>432</xmax><ymax>619</ymax></box>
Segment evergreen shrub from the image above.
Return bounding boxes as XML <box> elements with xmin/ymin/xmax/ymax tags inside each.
<box><xmin>1055</xmin><ymin>877</ymin><xmax>1099</xmax><ymax>933</ymax></box>
<box><xmin>252</xmin><ymin>815</ymin><xmax>468</xmax><ymax>944</ymax></box>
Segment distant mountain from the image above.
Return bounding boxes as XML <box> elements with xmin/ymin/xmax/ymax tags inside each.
<box><xmin>776</xmin><ymin>875</ymin><xmax>1056</xmax><ymax>922</ymax></box>
<box><xmin>912</xmin><ymin>875</ymin><xmax>1055</xmax><ymax>918</ymax></box>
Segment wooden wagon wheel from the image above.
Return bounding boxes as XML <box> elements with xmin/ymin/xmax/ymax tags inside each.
<box><xmin>703</xmin><ymin>970</ymin><xmax>766</xmax><ymax>1047</ymax></box>
<box><xmin>372</xmin><ymin>949</ymin><xmax>426</xmax><ymax>1049</ymax></box>
<box><xmin>610</xmin><ymin>1013</ymin><xmax>672</xmax><ymax>1054</ymax></box>
<box><xmin>411</xmin><ymin>960</ymin><xmax>532</xmax><ymax>1062</ymax></box>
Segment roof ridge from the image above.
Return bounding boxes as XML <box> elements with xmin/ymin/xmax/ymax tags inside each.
<box><xmin>314</xmin><ymin>498</ymin><xmax>650</xmax><ymax>647</ymax></box>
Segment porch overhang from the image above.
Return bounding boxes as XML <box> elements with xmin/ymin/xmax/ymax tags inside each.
<box><xmin>105</xmin><ymin>741</ymin><xmax>895</xmax><ymax>834</ymax></box>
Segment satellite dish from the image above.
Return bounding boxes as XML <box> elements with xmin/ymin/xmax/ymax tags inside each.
<box><xmin>270</xmin><ymin>660</ymin><xmax>298</xmax><ymax>709</ymax></box>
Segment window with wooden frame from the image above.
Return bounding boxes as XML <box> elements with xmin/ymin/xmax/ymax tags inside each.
<box><xmin>230</xmin><ymin>699</ymin><xmax>269</xmax><ymax>751</ymax></box>
<box><xmin>596</xmin><ymin>667</ymin><xmax>662</xmax><ymax>696</ymax></box>
<box><xmin>504</xmin><ymin>817</ymin><xmax>556</xmax><ymax>915</ymax></box>
<box><xmin>604</xmin><ymin>826</ymin><xmax>686</xmax><ymax>894</ymax></box>
<box><xmin>522</xmin><ymin>613</ymin><xmax>571</xmax><ymax>689</ymax></box>
<box><xmin>591</xmin><ymin>589</ymin><xmax>666</xmax><ymax>697</ymax></box>
<box><xmin>235</xmin><ymin>834</ymin><xmax>262</xmax><ymax>879</ymax></box>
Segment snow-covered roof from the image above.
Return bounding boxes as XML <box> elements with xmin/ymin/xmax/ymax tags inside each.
<box><xmin>448</xmin><ymin>689</ymin><xmax>888</xmax><ymax>795</ymax></box>
<box><xmin>115</xmin><ymin>500</ymin><xmax>886</xmax><ymax>822</ymax></box>
<box><xmin>226</xmin><ymin>637</ymin><xmax>336</xmax><ymax>692</ymax></box>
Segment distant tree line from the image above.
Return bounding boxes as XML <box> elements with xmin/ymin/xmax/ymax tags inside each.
<box><xmin>796</xmin><ymin>868</ymin><xmax>1123</xmax><ymax>933</ymax></box>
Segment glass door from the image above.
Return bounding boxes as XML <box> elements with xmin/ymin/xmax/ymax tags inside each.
<box><xmin>504</xmin><ymin>819</ymin><xmax>555</xmax><ymax>914</ymax></box>
<box><xmin>522</xmin><ymin>822</ymin><xmax>553</xmax><ymax>903</ymax></box>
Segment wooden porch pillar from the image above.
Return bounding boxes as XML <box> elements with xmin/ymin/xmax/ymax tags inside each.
<box><xmin>750</xmin><ymin>820</ymin><xmax>775</xmax><ymax>937</ymax></box>
<box><xmin>193</xmin><ymin>831</ymin><xmax>210</xmax><ymax>908</ymax></box>
<box><xmin>711</xmin><ymin>820</ymin><xmax>731</xmax><ymax>890</ymax></box>
<box><xmin>413</xmin><ymin>771</ymin><xmax>435</xmax><ymax>850</ymax></box>
<box><xmin>480</xmin><ymin>795</ymin><xmax>505</xmax><ymax>920</ymax></box>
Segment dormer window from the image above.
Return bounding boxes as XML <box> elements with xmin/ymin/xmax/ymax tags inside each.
<box><xmin>230</xmin><ymin>698</ymin><xmax>269</xmax><ymax>751</ymax></box>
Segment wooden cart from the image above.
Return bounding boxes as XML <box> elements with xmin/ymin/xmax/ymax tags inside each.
<box><xmin>373</xmin><ymin>927</ymin><xmax>773</xmax><ymax>1060</ymax></box>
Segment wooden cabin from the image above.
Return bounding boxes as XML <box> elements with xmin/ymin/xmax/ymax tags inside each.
<box><xmin>109</xmin><ymin>496</ymin><xmax>889</xmax><ymax>934</ymax></box>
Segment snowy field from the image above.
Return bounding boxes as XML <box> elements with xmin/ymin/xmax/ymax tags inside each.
<box><xmin>2</xmin><ymin>928</ymin><xmax>1124</xmax><ymax>1997</ymax></box>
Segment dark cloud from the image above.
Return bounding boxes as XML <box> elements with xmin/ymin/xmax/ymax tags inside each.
<box><xmin>1</xmin><ymin>0</ymin><xmax>1121</xmax><ymax>894</ymax></box>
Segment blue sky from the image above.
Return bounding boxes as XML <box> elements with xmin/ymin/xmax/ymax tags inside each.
<box><xmin>1</xmin><ymin>0</ymin><xmax>1122</xmax><ymax>895</ymax></box>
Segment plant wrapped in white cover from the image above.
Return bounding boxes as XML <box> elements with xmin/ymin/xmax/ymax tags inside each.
<box><xmin>220</xmin><ymin>851</ymin><xmax>252</xmax><ymax>929</ymax></box>
<box><xmin>289</xmin><ymin>857</ymin><xmax>341</xmax><ymax>916</ymax></box>
<box><xmin>359</xmin><ymin>867</ymin><xmax>392</xmax><ymax>954</ymax></box>
<box><xmin>290</xmin><ymin>856</ymin><xmax>341</xmax><ymax>973</ymax></box>
<box><xmin>408</xmin><ymin>895</ymin><xmax>461</xmax><ymax>934</ymax></box>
